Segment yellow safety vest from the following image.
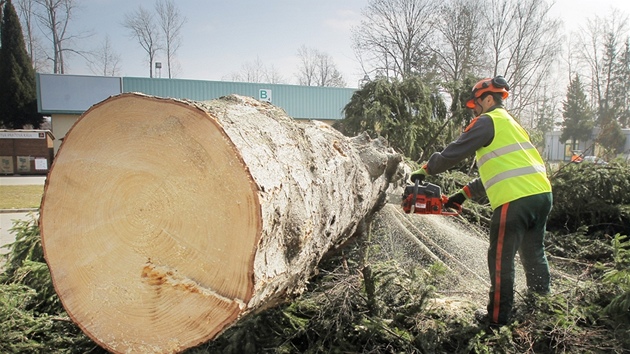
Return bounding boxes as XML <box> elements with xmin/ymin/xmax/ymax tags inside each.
<box><xmin>475</xmin><ymin>108</ymin><xmax>551</xmax><ymax>210</ymax></box>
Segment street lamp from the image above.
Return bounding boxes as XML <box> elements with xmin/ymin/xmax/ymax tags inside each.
<box><xmin>359</xmin><ymin>74</ymin><xmax>370</xmax><ymax>88</ymax></box>
<box><xmin>155</xmin><ymin>62</ymin><xmax>162</xmax><ymax>78</ymax></box>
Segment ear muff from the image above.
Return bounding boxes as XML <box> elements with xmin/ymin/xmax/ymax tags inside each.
<box><xmin>466</xmin><ymin>76</ymin><xmax>510</xmax><ymax>108</ymax></box>
<box><xmin>491</xmin><ymin>76</ymin><xmax>510</xmax><ymax>91</ymax></box>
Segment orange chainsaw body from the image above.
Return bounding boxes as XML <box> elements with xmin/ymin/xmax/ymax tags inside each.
<box><xmin>401</xmin><ymin>181</ymin><xmax>460</xmax><ymax>216</ymax></box>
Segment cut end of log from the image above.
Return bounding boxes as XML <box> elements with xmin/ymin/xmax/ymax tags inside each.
<box><xmin>40</xmin><ymin>93</ymin><xmax>261</xmax><ymax>353</ymax></box>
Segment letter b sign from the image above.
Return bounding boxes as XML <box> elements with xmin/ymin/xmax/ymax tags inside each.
<box><xmin>259</xmin><ymin>89</ymin><xmax>272</xmax><ymax>103</ymax></box>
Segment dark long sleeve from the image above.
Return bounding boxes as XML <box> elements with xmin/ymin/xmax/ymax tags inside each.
<box><xmin>426</xmin><ymin>115</ymin><xmax>495</xmax><ymax>202</ymax></box>
<box><xmin>465</xmin><ymin>177</ymin><xmax>487</xmax><ymax>201</ymax></box>
<box><xmin>425</xmin><ymin>116</ymin><xmax>494</xmax><ymax>175</ymax></box>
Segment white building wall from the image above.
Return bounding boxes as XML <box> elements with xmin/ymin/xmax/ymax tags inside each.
<box><xmin>544</xmin><ymin>128</ymin><xmax>630</xmax><ymax>161</ymax></box>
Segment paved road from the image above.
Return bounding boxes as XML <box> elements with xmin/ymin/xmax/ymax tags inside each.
<box><xmin>0</xmin><ymin>176</ymin><xmax>45</xmax><ymax>256</ymax></box>
<box><xmin>0</xmin><ymin>212</ymin><xmax>38</xmax><ymax>255</ymax></box>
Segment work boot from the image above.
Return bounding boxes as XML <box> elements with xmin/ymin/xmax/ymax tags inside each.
<box><xmin>474</xmin><ymin>309</ymin><xmax>502</xmax><ymax>328</ymax></box>
<box><xmin>474</xmin><ymin>309</ymin><xmax>488</xmax><ymax>324</ymax></box>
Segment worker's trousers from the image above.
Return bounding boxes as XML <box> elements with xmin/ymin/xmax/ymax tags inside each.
<box><xmin>486</xmin><ymin>192</ymin><xmax>553</xmax><ymax>325</ymax></box>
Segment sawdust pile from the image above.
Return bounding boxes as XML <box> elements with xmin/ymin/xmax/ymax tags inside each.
<box><xmin>370</xmin><ymin>204</ymin><xmax>528</xmax><ymax>307</ymax></box>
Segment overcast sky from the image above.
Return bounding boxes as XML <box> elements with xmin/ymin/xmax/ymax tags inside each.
<box><xmin>61</xmin><ymin>0</ymin><xmax>630</xmax><ymax>87</ymax></box>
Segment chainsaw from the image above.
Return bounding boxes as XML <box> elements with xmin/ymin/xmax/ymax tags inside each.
<box><xmin>399</xmin><ymin>179</ymin><xmax>461</xmax><ymax>216</ymax></box>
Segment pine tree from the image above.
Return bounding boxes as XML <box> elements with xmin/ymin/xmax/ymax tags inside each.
<box><xmin>611</xmin><ymin>38</ymin><xmax>630</xmax><ymax>128</ymax></box>
<box><xmin>337</xmin><ymin>76</ymin><xmax>446</xmax><ymax>162</ymax></box>
<box><xmin>531</xmin><ymin>91</ymin><xmax>557</xmax><ymax>152</ymax></box>
<box><xmin>560</xmin><ymin>74</ymin><xmax>593</xmax><ymax>147</ymax></box>
<box><xmin>536</xmin><ymin>94</ymin><xmax>556</xmax><ymax>137</ymax></box>
<box><xmin>0</xmin><ymin>0</ymin><xmax>42</xmax><ymax>129</ymax></box>
<box><xmin>598</xmin><ymin>32</ymin><xmax>618</xmax><ymax>126</ymax></box>
<box><xmin>597</xmin><ymin>119</ymin><xmax>626</xmax><ymax>156</ymax></box>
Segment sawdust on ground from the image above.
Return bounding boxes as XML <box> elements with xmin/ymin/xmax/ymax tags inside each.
<box><xmin>371</xmin><ymin>204</ymin><xmax>529</xmax><ymax>312</ymax></box>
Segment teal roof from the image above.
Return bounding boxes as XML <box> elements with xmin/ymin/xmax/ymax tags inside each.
<box><xmin>122</xmin><ymin>77</ymin><xmax>355</xmax><ymax>120</ymax></box>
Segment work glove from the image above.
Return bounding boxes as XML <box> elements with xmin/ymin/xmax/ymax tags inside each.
<box><xmin>410</xmin><ymin>166</ymin><xmax>429</xmax><ymax>183</ymax></box>
<box><xmin>444</xmin><ymin>189</ymin><xmax>467</xmax><ymax>209</ymax></box>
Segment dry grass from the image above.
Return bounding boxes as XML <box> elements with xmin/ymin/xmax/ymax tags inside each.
<box><xmin>0</xmin><ymin>185</ymin><xmax>43</xmax><ymax>210</ymax></box>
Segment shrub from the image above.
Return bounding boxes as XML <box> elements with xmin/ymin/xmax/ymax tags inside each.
<box><xmin>548</xmin><ymin>162</ymin><xmax>630</xmax><ymax>235</ymax></box>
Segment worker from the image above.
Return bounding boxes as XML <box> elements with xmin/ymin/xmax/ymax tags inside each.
<box><xmin>410</xmin><ymin>76</ymin><xmax>553</xmax><ymax>327</ymax></box>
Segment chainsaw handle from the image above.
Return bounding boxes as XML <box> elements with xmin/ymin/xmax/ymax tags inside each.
<box><xmin>440</xmin><ymin>194</ymin><xmax>462</xmax><ymax>216</ymax></box>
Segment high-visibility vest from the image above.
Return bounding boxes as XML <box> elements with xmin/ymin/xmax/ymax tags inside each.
<box><xmin>475</xmin><ymin>108</ymin><xmax>551</xmax><ymax>210</ymax></box>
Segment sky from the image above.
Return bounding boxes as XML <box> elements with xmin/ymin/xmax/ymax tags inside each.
<box><xmin>64</xmin><ymin>1</ymin><xmax>365</xmax><ymax>85</ymax></box>
<box><xmin>59</xmin><ymin>0</ymin><xmax>630</xmax><ymax>88</ymax></box>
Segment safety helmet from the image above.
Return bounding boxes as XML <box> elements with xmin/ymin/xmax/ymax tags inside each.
<box><xmin>466</xmin><ymin>76</ymin><xmax>510</xmax><ymax>109</ymax></box>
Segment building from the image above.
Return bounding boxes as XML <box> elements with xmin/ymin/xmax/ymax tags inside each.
<box><xmin>543</xmin><ymin>128</ymin><xmax>630</xmax><ymax>162</ymax></box>
<box><xmin>36</xmin><ymin>74</ymin><xmax>357</xmax><ymax>154</ymax></box>
<box><xmin>0</xmin><ymin>129</ymin><xmax>55</xmax><ymax>175</ymax></box>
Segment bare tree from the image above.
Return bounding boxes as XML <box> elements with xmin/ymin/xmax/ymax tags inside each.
<box><xmin>16</xmin><ymin>0</ymin><xmax>35</xmax><ymax>63</ymax></box>
<box><xmin>315</xmin><ymin>52</ymin><xmax>346</xmax><ymax>87</ymax></box>
<box><xmin>155</xmin><ymin>0</ymin><xmax>185</xmax><ymax>79</ymax></box>
<box><xmin>296</xmin><ymin>45</ymin><xmax>317</xmax><ymax>86</ymax></box>
<box><xmin>86</xmin><ymin>35</ymin><xmax>121</xmax><ymax>76</ymax></box>
<box><xmin>123</xmin><ymin>5</ymin><xmax>161</xmax><ymax>78</ymax></box>
<box><xmin>16</xmin><ymin>0</ymin><xmax>49</xmax><ymax>71</ymax></box>
<box><xmin>576</xmin><ymin>11</ymin><xmax>629</xmax><ymax>121</ymax></box>
<box><xmin>561</xmin><ymin>33</ymin><xmax>584</xmax><ymax>83</ymax></box>
<box><xmin>264</xmin><ymin>64</ymin><xmax>284</xmax><ymax>84</ymax></box>
<box><xmin>227</xmin><ymin>56</ymin><xmax>284</xmax><ymax>84</ymax></box>
<box><xmin>352</xmin><ymin>0</ymin><xmax>437</xmax><ymax>80</ymax></box>
<box><xmin>483</xmin><ymin>0</ymin><xmax>512</xmax><ymax>77</ymax></box>
<box><xmin>431</xmin><ymin>0</ymin><xmax>485</xmax><ymax>83</ymax></box>
<box><xmin>33</xmin><ymin>0</ymin><xmax>83</xmax><ymax>74</ymax></box>
<box><xmin>483</xmin><ymin>0</ymin><xmax>561</xmax><ymax>117</ymax></box>
<box><xmin>296</xmin><ymin>45</ymin><xmax>347</xmax><ymax>87</ymax></box>
<box><xmin>14</xmin><ymin>1</ymin><xmax>29</xmax><ymax>53</ymax></box>
<box><xmin>228</xmin><ymin>56</ymin><xmax>265</xmax><ymax>83</ymax></box>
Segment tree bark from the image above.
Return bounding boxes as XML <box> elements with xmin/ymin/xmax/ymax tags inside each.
<box><xmin>39</xmin><ymin>93</ymin><xmax>402</xmax><ymax>354</ymax></box>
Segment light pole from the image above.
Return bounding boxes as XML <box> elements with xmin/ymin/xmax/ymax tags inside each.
<box><xmin>155</xmin><ymin>62</ymin><xmax>162</xmax><ymax>78</ymax></box>
<box><xmin>359</xmin><ymin>74</ymin><xmax>370</xmax><ymax>88</ymax></box>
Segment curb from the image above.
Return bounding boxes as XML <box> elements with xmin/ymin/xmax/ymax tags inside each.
<box><xmin>0</xmin><ymin>208</ymin><xmax>39</xmax><ymax>214</ymax></box>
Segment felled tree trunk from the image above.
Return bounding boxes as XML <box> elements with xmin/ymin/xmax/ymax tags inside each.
<box><xmin>40</xmin><ymin>93</ymin><xmax>402</xmax><ymax>354</ymax></box>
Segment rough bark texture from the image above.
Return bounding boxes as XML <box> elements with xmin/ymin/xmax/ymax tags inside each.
<box><xmin>39</xmin><ymin>93</ymin><xmax>402</xmax><ymax>353</ymax></box>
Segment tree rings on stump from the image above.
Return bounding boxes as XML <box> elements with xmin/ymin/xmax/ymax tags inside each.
<box><xmin>40</xmin><ymin>94</ymin><xmax>260</xmax><ymax>353</ymax></box>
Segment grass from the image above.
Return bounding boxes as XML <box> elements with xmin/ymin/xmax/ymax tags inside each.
<box><xmin>0</xmin><ymin>185</ymin><xmax>44</xmax><ymax>210</ymax></box>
